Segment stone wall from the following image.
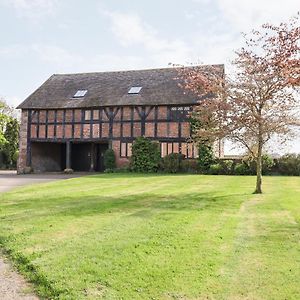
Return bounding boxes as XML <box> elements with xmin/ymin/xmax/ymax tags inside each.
<box><xmin>17</xmin><ymin>110</ymin><xmax>29</xmax><ymax>174</ymax></box>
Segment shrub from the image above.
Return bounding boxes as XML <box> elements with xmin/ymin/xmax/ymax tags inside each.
<box><xmin>197</xmin><ymin>143</ymin><xmax>215</xmax><ymax>173</ymax></box>
<box><xmin>276</xmin><ymin>154</ymin><xmax>300</xmax><ymax>176</ymax></box>
<box><xmin>208</xmin><ymin>163</ymin><xmax>223</xmax><ymax>175</ymax></box>
<box><xmin>234</xmin><ymin>163</ymin><xmax>250</xmax><ymax>175</ymax></box>
<box><xmin>130</xmin><ymin>137</ymin><xmax>161</xmax><ymax>172</ymax></box>
<box><xmin>161</xmin><ymin>153</ymin><xmax>185</xmax><ymax>173</ymax></box>
<box><xmin>104</xmin><ymin>149</ymin><xmax>116</xmax><ymax>170</ymax></box>
<box><xmin>12</xmin><ymin>150</ymin><xmax>19</xmax><ymax>168</ymax></box>
<box><xmin>262</xmin><ymin>155</ymin><xmax>275</xmax><ymax>175</ymax></box>
<box><xmin>220</xmin><ymin>160</ymin><xmax>234</xmax><ymax>175</ymax></box>
<box><xmin>181</xmin><ymin>159</ymin><xmax>198</xmax><ymax>173</ymax></box>
<box><xmin>242</xmin><ymin>154</ymin><xmax>274</xmax><ymax>175</ymax></box>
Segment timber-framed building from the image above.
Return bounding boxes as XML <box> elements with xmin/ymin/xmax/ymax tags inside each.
<box><xmin>17</xmin><ymin>66</ymin><xmax>224</xmax><ymax>173</ymax></box>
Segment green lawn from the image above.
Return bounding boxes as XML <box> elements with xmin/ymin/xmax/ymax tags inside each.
<box><xmin>0</xmin><ymin>174</ymin><xmax>299</xmax><ymax>299</ymax></box>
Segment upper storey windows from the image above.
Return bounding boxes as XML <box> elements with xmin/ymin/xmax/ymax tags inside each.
<box><xmin>170</xmin><ymin>106</ymin><xmax>191</xmax><ymax>120</ymax></box>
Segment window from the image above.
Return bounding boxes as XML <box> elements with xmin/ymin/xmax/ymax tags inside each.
<box><xmin>84</xmin><ymin>110</ymin><xmax>91</xmax><ymax>120</ymax></box>
<box><xmin>170</xmin><ymin>106</ymin><xmax>190</xmax><ymax>120</ymax></box>
<box><xmin>93</xmin><ymin>110</ymin><xmax>99</xmax><ymax>120</ymax></box>
<box><xmin>31</xmin><ymin>110</ymin><xmax>38</xmax><ymax>123</ymax></box>
<box><xmin>161</xmin><ymin>142</ymin><xmax>167</xmax><ymax>157</ymax></box>
<box><xmin>160</xmin><ymin>142</ymin><xmax>197</xmax><ymax>158</ymax></box>
<box><xmin>128</xmin><ymin>86</ymin><xmax>142</xmax><ymax>94</ymax></box>
<box><xmin>180</xmin><ymin>143</ymin><xmax>197</xmax><ymax>159</ymax></box>
<box><xmin>161</xmin><ymin>142</ymin><xmax>179</xmax><ymax>157</ymax></box>
<box><xmin>120</xmin><ymin>142</ymin><xmax>132</xmax><ymax>157</ymax></box>
<box><xmin>73</xmin><ymin>90</ymin><xmax>87</xmax><ymax>98</ymax></box>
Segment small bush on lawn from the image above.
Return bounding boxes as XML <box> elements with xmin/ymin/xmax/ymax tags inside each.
<box><xmin>104</xmin><ymin>149</ymin><xmax>116</xmax><ymax>170</ymax></box>
<box><xmin>130</xmin><ymin>137</ymin><xmax>161</xmax><ymax>172</ymax></box>
<box><xmin>208</xmin><ymin>163</ymin><xmax>223</xmax><ymax>175</ymax></box>
<box><xmin>162</xmin><ymin>153</ymin><xmax>185</xmax><ymax>173</ymax></box>
<box><xmin>276</xmin><ymin>154</ymin><xmax>300</xmax><ymax>176</ymax></box>
<box><xmin>181</xmin><ymin>159</ymin><xmax>198</xmax><ymax>173</ymax></box>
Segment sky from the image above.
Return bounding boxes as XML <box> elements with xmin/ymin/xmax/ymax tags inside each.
<box><xmin>0</xmin><ymin>0</ymin><xmax>299</xmax><ymax>153</ymax></box>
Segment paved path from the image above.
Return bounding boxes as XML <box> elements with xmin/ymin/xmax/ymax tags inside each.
<box><xmin>0</xmin><ymin>171</ymin><xmax>83</xmax><ymax>300</ymax></box>
<box><xmin>0</xmin><ymin>170</ymin><xmax>82</xmax><ymax>193</ymax></box>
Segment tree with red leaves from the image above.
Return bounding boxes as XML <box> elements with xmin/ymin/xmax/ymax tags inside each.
<box><xmin>178</xmin><ymin>14</ymin><xmax>300</xmax><ymax>193</ymax></box>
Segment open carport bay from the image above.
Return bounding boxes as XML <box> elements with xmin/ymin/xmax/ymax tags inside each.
<box><xmin>30</xmin><ymin>141</ymin><xmax>108</xmax><ymax>172</ymax></box>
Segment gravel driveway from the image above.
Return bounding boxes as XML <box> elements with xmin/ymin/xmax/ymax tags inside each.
<box><xmin>0</xmin><ymin>170</ymin><xmax>83</xmax><ymax>299</ymax></box>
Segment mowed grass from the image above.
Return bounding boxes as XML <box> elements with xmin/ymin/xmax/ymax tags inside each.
<box><xmin>0</xmin><ymin>174</ymin><xmax>299</xmax><ymax>299</ymax></box>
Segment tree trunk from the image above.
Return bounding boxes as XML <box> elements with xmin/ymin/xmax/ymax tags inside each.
<box><xmin>254</xmin><ymin>140</ymin><xmax>263</xmax><ymax>194</ymax></box>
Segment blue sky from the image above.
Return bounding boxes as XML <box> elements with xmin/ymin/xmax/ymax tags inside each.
<box><xmin>0</xmin><ymin>0</ymin><xmax>299</xmax><ymax>152</ymax></box>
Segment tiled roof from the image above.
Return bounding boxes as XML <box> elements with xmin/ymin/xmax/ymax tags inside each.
<box><xmin>17</xmin><ymin>65</ymin><xmax>224</xmax><ymax>109</ymax></box>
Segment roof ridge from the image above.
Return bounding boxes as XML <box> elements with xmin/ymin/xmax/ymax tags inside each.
<box><xmin>52</xmin><ymin>64</ymin><xmax>224</xmax><ymax>77</ymax></box>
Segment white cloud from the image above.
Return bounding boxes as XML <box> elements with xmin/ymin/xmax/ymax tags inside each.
<box><xmin>29</xmin><ymin>44</ymin><xmax>146</xmax><ymax>72</ymax></box>
<box><xmin>0</xmin><ymin>42</ymin><xmax>146</xmax><ymax>73</ymax></box>
<box><xmin>102</xmin><ymin>10</ymin><xmax>193</xmax><ymax>65</ymax></box>
<box><xmin>0</xmin><ymin>0</ymin><xmax>58</xmax><ymax>21</ymax></box>
<box><xmin>0</xmin><ymin>44</ymin><xmax>28</xmax><ymax>58</ymax></box>
<box><xmin>31</xmin><ymin>44</ymin><xmax>83</xmax><ymax>65</ymax></box>
<box><xmin>6</xmin><ymin>96</ymin><xmax>22</xmax><ymax>108</ymax></box>
<box><xmin>191</xmin><ymin>0</ymin><xmax>211</xmax><ymax>4</ymax></box>
<box><xmin>216</xmin><ymin>0</ymin><xmax>299</xmax><ymax>32</ymax></box>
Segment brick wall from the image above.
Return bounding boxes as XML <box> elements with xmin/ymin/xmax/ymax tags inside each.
<box><xmin>27</xmin><ymin>106</ymin><xmax>191</xmax><ymax>141</ymax></box>
<box><xmin>112</xmin><ymin>140</ymin><xmax>130</xmax><ymax>168</ymax></box>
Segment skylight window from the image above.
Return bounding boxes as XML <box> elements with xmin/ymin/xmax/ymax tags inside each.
<box><xmin>128</xmin><ymin>86</ymin><xmax>142</xmax><ymax>94</ymax></box>
<box><xmin>73</xmin><ymin>90</ymin><xmax>87</xmax><ymax>98</ymax></box>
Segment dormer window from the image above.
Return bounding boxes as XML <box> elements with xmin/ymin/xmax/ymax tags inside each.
<box><xmin>128</xmin><ymin>86</ymin><xmax>142</xmax><ymax>94</ymax></box>
<box><xmin>73</xmin><ymin>90</ymin><xmax>87</xmax><ymax>98</ymax></box>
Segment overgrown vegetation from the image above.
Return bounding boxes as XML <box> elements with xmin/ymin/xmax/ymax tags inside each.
<box><xmin>0</xmin><ymin>174</ymin><xmax>299</xmax><ymax>299</ymax></box>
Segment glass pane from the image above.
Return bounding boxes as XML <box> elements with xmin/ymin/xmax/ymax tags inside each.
<box><xmin>128</xmin><ymin>87</ymin><xmax>142</xmax><ymax>94</ymax></box>
<box><xmin>74</xmin><ymin>90</ymin><xmax>87</xmax><ymax>98</ymax></box>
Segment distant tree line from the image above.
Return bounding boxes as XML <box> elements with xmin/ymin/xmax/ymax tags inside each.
<box><xmin>0</xmin><ymin>98</ymin><xmax>19</xmax><ymax>169</ymax></box>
